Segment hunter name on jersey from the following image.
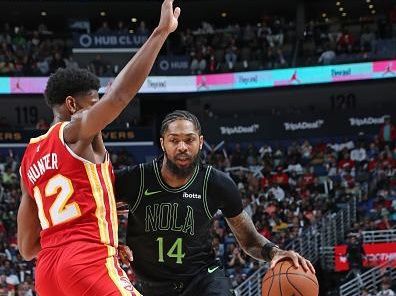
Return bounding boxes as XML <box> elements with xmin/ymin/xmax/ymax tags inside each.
<box><xmin>26</xmin><ymin>153</ymin><xmax>59</xmax><ymax>185</ymax></box>
<box><xmin>145</xmin><ymin>203</ymin><xmax>194</xmax><ymax>235</ymax></box>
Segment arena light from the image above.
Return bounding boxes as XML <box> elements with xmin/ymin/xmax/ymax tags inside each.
<box><xmin>129</xmin><ymin>29</ymin><xmax>134</xmax><ymax>33</ymax></box>
<box><xmin>322</xmin><ymin>13</ymin><xmax>327</xmax><ymax>18</ymax></box>
<box><xmin>342</xmin><ymin>12</ymin><xmax>347</xmax><ymax>16</ymax></box>
<box><xmin>131</xmin><ymin>17</ymin><xmax>137</xmax><ymax>23</ymax></box>
<box><xmin>369</xmin><ymin>4</ymin><xmax>374</xmax><ymax>9</ymax></box>
<box><xmin>371</xmin><ymin>10</ymin><xmax>376</xmax><ymax>14</ymax></box>
<box><xmin>100</xmin><ymin>11</ymin><xmax>106</xmax><ymax>17</ymax></box>
<box><xmin>366</xmin><ymin>0</ymin><xmax>371</xmax><ymax>2</ymax></box>
<box><xmin>221</xmin><ymin>12</ymin><xmax>227</xmax><ymax>18</ymax></box>
<box><xmin>336</xmin><ymin>1</ymin><xmax>341</xmax><ymax>6</ymax></box>
<box><xmin>41</xmin><ymin>11</ymin><xmax>47</xmax><ymax>16</ymax></box>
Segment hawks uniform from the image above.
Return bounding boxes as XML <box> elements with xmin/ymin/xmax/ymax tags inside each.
<box><xmin>19</xmin><ymin>122</ymin><xmax>140</xmax><ymax>296</ymax></box>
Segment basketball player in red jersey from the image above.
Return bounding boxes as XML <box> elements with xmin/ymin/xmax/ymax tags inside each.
<box><xmin>17</xmin><ymin>1</ymin><xmax>180</xmax><ymax>295</ymax></box>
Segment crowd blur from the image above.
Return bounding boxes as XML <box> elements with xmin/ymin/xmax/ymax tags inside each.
<box><xmin>1</xmin><ymin>125</ymin><xmax>394</xmax><ymax>294</ymax></box>
<box><xmin>204</xmin><ymin>130</ymin><xmax>395</xmax><ymax>287</ymax></box>
<box><xmin>2</xmin><ymin>10</ymin><xmax>396</xmax><ymax>77</ymax></box>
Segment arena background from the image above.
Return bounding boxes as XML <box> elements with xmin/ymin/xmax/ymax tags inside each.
<box><xmin>0</xmin><ymin>0</ymin><xmax>396</xmax><ymax>295</ymax></box>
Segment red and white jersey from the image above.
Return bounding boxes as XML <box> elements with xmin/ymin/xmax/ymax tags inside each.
<box><xmin>20</xmin><ymin>122</ymin><xmax>119</xmax><ymax>251</ymax></box>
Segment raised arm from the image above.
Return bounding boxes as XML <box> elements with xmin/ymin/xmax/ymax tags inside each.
<box><xmin>17</xmin><ymin>181</ymin><xmax>42</xmax><ymax>261</ymax></box>
<box><xmin>226</xmin><ymin>211</ymin><xmax>315</xmax><ymax>272</ymax></box>
<box><xmin>65</xmin><ymin>0</ymin><xmax>180</xmax><ymax>142</ymax></box>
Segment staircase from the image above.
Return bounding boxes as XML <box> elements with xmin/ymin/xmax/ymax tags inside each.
<box><xmin>338</xmin><ymin>229</ymin><xmax>396</xmax><ymax>296</ymax></box>
<box><xmin>339</xmin><ymin>260</ymin><xmax>396</xmax><ymax>296</ymax></box>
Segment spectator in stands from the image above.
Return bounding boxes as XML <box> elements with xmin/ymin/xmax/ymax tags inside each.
<box><xmin>257</xmin><ymin>22</ymin><xmax>271</xmax><ymax>45</ymax></box>
<box><xmin>35</xmin><ymin>118</ymin><xmax>49</xmax><ymax>130</ymax></box>
<box><xmin>361</xmin><ymin>288</ymin><xmax>376</xmax><ymax>296</ymax></box>
<box><xmin>318</xmin><ymin>44</ymin><xmax>336</xmax><ymax>65</ymax></box>
<box><xmin>64</xmin><ymin>56</ymin><xmax>79</xmax><ymax>70</ymax></box>
<box><xmin>360</xmin><ymin>26</ymin><xmax>376</xmax><ymax>53</ymax></box>
<box><xmin>96</xmin><ymin>21</ymin><xmax>111</xmax><ymax>34</ymax></box>
<box><xmin>227</xmin><ymin>246</ymin><xmax>247</xmax><ymax>270</ymax></box>
<box><xmin>37</xmin><ymin>23</ymin><xmax>52</xmax><ymax>35</ymax></box>
<box><xmin>345</xmin><ymin>234</ymin><xmax>365</xmax><ymax>284</ymax></box>
<box><xmin>379</xmin><ymin>116</ymin><xmax>396</xmax><ymax>146</ymax></box>
<box><xmin>351</xmin><ymin>142</ymin><xmax>367</xmax><ymax>163</ymax></box>
<box><xmin>225</xmin><ymin>38</ymin><xmax>238</xmax><ymax>70</ymax></box>
<box><xmin>267</xmin><ymin>19</ymin><xmax>284</xmax><ymax>48</ymax></box>
<box><xmin>88</xmin><ymin>54</ymin><xmax>106</xmax><ymax>76</ymax></box>
<box><xmin>2</xmin><ymin>165</ymin><xmax>17</xmax><ymax>186</ymax></box>
<box><xmin>376</xmin><ymin>276</ymin><xmax>395</xmax><ymax>296</ymax></box>
<box><xmin>49</xmin><ymin>52</ymin><xmax>66</xmax><ymax>73</ymax></box>
<box><xmin>36</xmin><ymin>56</ymin><xmax>49</xmax><ymax>75</ymax></box>
<box><xmin>337</xmin><ymin>28</ymin><xmax>355</xmax><ymax>53</ymax></box>
<box><xmin>190</xmin><ymin>51</ymin><xmax>207</xmax><ymax>74</ymax></box>
<box><xmin>116</xmin><ymin>21</ymin><xmax>128</xmax><ymax>34</ymax></box>
<box><xmin>242</xmin><ymin>24</ymin><xmax>256</xmax><ymax>46</ymax></box>
<box><xmin>136</xmin><ymin>21</ymin><xmax>149</xmax><ymax>35</ymax></box>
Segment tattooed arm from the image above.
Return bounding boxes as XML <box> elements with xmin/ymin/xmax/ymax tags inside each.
<box><xmin>226</xmin><ymin>211</ymin><xmax>276</xmax><ymax>261</ymax></box>
<box><xmin>208</xmin><ymin>168</ymin><xmax>315</xmax><ymax>272</ymax></box>
<box><xmin>226</xmin><ymin>210</ymin><xmax>315</xmax><ymax>272</ymax></box>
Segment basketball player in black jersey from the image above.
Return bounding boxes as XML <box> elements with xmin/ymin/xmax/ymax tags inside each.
<box><xmin>115</xmin><ymin>110</ymin><xmax>314</xmax><ymax>296</ymax></box>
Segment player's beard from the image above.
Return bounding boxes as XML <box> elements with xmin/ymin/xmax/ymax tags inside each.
<box><xmin>163</xmin><ymin>150</ymin><xmax>200</xmax><ymax>178</ymax></box>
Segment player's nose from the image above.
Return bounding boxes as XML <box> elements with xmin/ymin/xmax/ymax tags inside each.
<box><xmin>177</xmin><ymin>141</ymin><xmax>188</xmax><ymax>151</ymax></box>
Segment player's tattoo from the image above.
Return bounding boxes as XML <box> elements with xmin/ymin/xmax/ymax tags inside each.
<box><xmin>226</xmin><ymin>210</ymin><xmax>273</xmax><ymax>262</ymax></box>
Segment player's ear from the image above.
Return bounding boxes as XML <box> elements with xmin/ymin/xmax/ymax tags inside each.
<box><xmin>199</xmin><ymin>135</ymin><xmax>204</xmax><ymax>150</ymax></box>
<box><xmin>65</xmin><ymin>96</ymin><xmax>77</xmax><ymax>114</ymax></box>
<box><xmin>160</xmin><ymin>137</ymin><xmax>165</xmax><ymax>151</ymax></box>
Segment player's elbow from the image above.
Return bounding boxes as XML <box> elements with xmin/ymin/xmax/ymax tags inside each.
<box><xmin>18</xmin><ymin>244</ymin><xmax>36</xmax><ymax>261</ymax></box>
<box><xmin>17</xmin><ymin>237</ymin><xmax>40</xmax><ymax>261</ymax></box>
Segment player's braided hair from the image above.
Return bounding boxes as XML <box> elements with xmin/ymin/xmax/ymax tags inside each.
<box><xmin>44</xmin><ymin>68</ymin><xmax>100</xmax><ymax>107</ymax></box>
<box><xmin>160</xmin><ymin>110</ymin><xmax>202</xmax><ymax>137</ymax></box>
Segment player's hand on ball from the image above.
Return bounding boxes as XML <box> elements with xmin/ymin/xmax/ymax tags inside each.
<box><xmin>157</xmin><ymin>0</ymin><xmax>181</xmax><ymax>34</ymax></box>
<box><xmin>118</xmin><ymin>244</ymin><xmax>133</xmax><ymax>267</ymax></box>
<box><xmin>270</xmin><ymin>249</ymin><xmax>315</xmax><ymax>274</ymax></box>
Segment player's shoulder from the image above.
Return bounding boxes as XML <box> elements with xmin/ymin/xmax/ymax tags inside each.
<box><xmin>206</xmin><ymin>165</ymin><xmax>227</xmax><ymax>179</ymax></box>
<box><xmin>205</xmin><ymin>165</ymin><xmax>235</xmax><ymax>187</ymax></box>
<box><xmin>28</xmin><ymin>122</ymin><xmax>64</xmax><ymax>145</ymax></box>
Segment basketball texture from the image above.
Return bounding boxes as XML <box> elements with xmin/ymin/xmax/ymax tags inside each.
<box><xmin>261</xmin><ymin>260</ymin><xmax>319</xmax><ymax>296</ymax></box>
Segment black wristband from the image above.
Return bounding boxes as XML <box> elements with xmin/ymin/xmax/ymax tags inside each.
<box><xmin>261</xmin><ymin>243</ymin><xmax>279</xmax><ymax>262</ymax></box>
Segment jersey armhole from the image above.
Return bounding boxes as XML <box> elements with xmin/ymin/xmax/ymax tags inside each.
<box><xmin>202</xmin><ymin>166</ymin><xmax>213</xmax><ymax>219</ymax></box>
<box><xmin>130</xmin><ymin>164</ymin><xmax>144</xmax><ymax>213</ymax></box>
<box><xmin>19</xmin><ymin>165</ymin><xmax>34</xmax><ymax>199</ymax></box>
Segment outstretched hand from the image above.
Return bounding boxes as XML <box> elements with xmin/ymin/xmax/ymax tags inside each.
<box><xmin>270</xmin><ymin>249</ymin><xmax>316</xmax><ymax>274</ymax></box>
<box><xmin>157</xmin><ymin>0</ymin><xmax>181</xmax><ymax>34</ymax></box>
<box><xmin>118</xmin><ymin>244</ymin><xmax>133</xmax><ymax>267</ymax></box>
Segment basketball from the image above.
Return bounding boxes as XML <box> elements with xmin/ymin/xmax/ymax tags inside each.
<box><xmin>261</xmin><ymin>260</ymin><xmax>319</xmax><ymax>296</ymax></box>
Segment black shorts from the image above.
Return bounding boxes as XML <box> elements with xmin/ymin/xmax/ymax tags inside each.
<box><xmin>139</xmin><ymin>265</ymin><xmax>234</xmax><ymax>296</ymax></box>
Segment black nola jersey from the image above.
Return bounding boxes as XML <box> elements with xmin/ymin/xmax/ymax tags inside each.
<box><xmin>115</xmin><ymin>159</ymin><xmax>243</xmax><ymax>282</ymax></box>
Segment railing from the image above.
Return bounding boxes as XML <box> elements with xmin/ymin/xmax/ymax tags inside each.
<box><xmin>362</xmin><ymin>229</ymin><xmax>396</xmax><ymax>243</ymax></box>
<box><xmin>319</xmin><ymin>197</ymin><xmax>358</xmax><ymax>271</ymax></box>
<box><xmin>339</xmin><ymin>260</ymin><xmax>396</xmax><ymax>296</ymax></box>
<box><xmin>319</xmin><ymin>246</ymin><xmax>335</xmax><ymax>271</ymax></box>
<box><xmin>284</xmin><ymin>228</ymin><xmax>320</xmax><ymax>263</ymax></box>
<box><xmin>234</xmin><ymin>264</ymin><xmax>268</xmax><ymax>296</ymax></box>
